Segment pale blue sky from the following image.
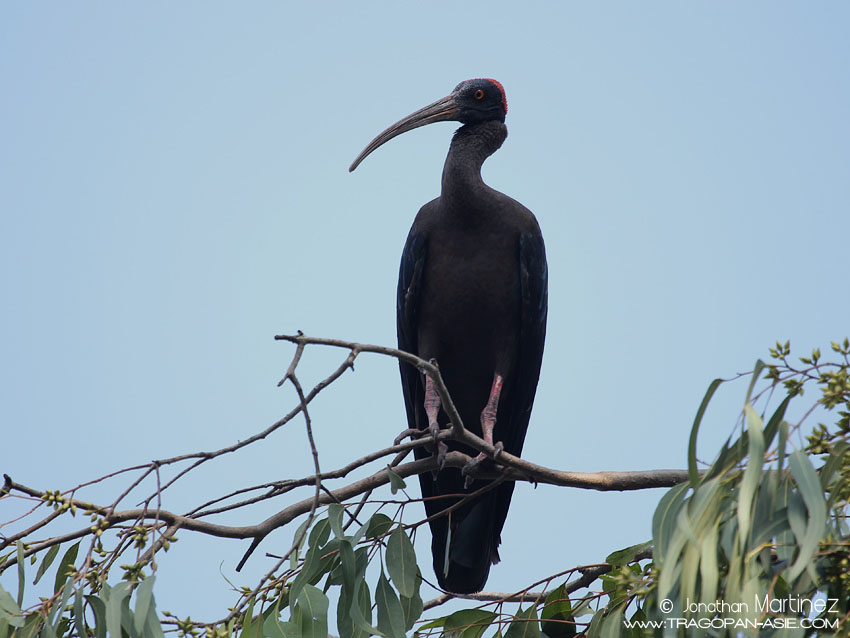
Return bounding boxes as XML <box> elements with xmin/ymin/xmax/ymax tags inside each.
<box><xmin>2</xmin><ymin>2</ymin><xmax>849</xmax><ymax>623</ymax></box>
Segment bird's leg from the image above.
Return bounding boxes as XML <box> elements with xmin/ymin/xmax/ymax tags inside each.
<box><xmin>424</xmin><ymin>375</ymin><xmax>448</xmax><ymax>470</ymax></box>
<box><xmin>462</xmin><ymin>374</ymin><xmax>505</xmax><ymax>486</ymax></box>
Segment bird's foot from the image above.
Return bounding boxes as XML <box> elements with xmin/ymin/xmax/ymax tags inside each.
<box><xmin>393</xmin><ymin>428</ymin><xmax>420</xmax><ymax>445</ymax></box>
<box><xmin>426</xmin><ymin>422</ymin><xmax>449</xmax><ymax>476</ymax></box>
<box><xmin>461</xmin><ymin>441</ymin><xmax>504</xmax><ymax>488</ymax></box>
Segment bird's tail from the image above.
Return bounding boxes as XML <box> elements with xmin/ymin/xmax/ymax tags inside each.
<box><xmin>431</xmin><ymin>486</ymin><xmax>508</xmax><ymax>594</ymax></box>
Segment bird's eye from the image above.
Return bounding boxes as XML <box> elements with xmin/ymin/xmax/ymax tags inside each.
<box><xmin>474</xmin><ymin>89</ymin><xmax>485</xmax><ymax>100</ymax></box>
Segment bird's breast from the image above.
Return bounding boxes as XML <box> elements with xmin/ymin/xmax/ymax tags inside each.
<box><xmin>416</xmin><ymin>230</ymin><xmax>521</xmax><ymax>377</ymax></box>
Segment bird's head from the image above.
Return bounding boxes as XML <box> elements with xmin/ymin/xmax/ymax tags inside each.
<box><xmin>349</xmin><ymin>78</ymin><xmax>508</xmax><ymax>172</ymax></box>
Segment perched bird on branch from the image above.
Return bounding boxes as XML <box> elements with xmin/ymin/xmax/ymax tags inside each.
<box><xmin>350</xmin><ymin>79</ymin><xmax>547</xmax><ymax>594</ymax></box>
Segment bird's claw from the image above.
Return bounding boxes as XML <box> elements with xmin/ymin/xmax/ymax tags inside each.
<box><xmin>432</xmin><ymin>441</ymin><xmax>448</xmax><ymax>477</ymax></box>
<box><xmin>393</xmin><ymin>428</ymin><xmax>420</xmax><ymax>446</ymax></box>
<box><xmin>429</xmin><ymin>422</ymin><xmax>441</xmax><ymax>445</ymax></box>
<box><xmin>461</xmin><ymin>441</ymin><xmax>505</xmax><ymax>488</ymax></box>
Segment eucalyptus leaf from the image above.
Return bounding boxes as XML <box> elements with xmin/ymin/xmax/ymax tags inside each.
<box><xmin>386</xmin><ymin>526</ymin><xmax>418</xmax><ymax>598</ymax></box>
<box><xmin>328</xmin><ymin>504</ymin><xmax>345</xmax><ymax>539</ymax></box>
<box><xmin>688</xmin><ymin>378</ymin><xmax>723</xmax><ymax>486</ymax></box>
<box><xmin>605</xmin><ymin>541</ymin><xmax>652</xmax><ymax>567</ymax></box>
<box><xmin>399</xmin><ymin>574</ymin><xmax>423</xmax><ymax>631</ymax></box>
<box><xmin>134</xmin><ymin>576</ymin><xmax>156</xmax><ymax>636</ymax></box>
<box><xmin>33</xmin><ymin>545</ymin><xmax>60</xmax><ymax>586</ymax></box>
<box><xmin>541</xmin><ymin>583</ymin><xmax>575</xmax><ymax>638</ymax></box>
<box><xmin>386</xmin><ymin>466</ymin><xmax>406</xmax><ymax>494</ymax></box>
<box><xmin>504</xmin><ymin>604</ymin><xmax>540</xmax><ymax>638</ymax></box>
<box><xmin>444</xmin><ymin>609</ymin><xmax>497</xmax><ymax>638</ymax></box>
<box><xmin>375</xmin><ymin>571</ymin><xmax>405</xmax><ymax>638</ymax></box>
<box><xmin>16</xmin><ymin>542</ymin><xmax>24</xmax><ymax>607</ymax></box>
<box><xmin>786</xmin><ymin>450</ymin><xmax>827</xmax><ymax>581</ymax></box>
<box><xmin>297</xmin><ymin>585</ymin><xmax>329</xmax><ymax>638</ymax></box>
<box><xmin>53</xmin><ymin>542</ymin><xmax>80</xmax><ymax>596</ymax></box>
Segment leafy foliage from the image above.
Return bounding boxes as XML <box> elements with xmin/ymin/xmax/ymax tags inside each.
<box><xmin>2</xmin><ymin>340</ymin><xmax>849</xmax><ymax>637</ymax></box>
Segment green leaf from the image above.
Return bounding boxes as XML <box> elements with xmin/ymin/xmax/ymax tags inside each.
<box><xmin>386</xmin><ymin>466</ymin><xmax>406</xmax><ymax>494</ymax></box>
<box><xmin>743</xmin><ymin>359</ymin><xmax>766</xmax><ymax>406</ymax></box>
<box><xmin>651</xmin><ymin>482</ymin><xmax>689</xmax><ymax>560</ymax></box>
<box><xmin>786</xmin><ymin>450</ymin><xmax>827</xmax><ymax>581</ymax></box>
<box><xmin>541</xmin><ymin>583</ymin><xmax>575</xmax><ymax>638</ymax></box>
<box><xmin>33</xmin><ymin>545</ymin><xmax>61</xmax><ymax>586</ymax></box>
<box><xmin>308</xmin><ymin>518</ymin><xmax>331</xmax><ymax>548</ymax></box>
<box><xmin>0</xmin><ymin>584</ymin><xmax>24</xmax><ymax>628</ymax></box>
<box><xmin>134</xmin><ymin>576</ymin><xmax>156</xmax><ymax>636</ymax></box>
<box><xmin>399</xmin><ymin>573</ymin><xmax>423</xmax><ymax>631</ymax></box>
<box><xmin>85</xmin><ymin>594</ymin><xmax>107</xmax><ymax>638</ymax></box>
<box><xmin>386</xmin><ymin>526</ymin><xmax>418</xmax><ymax>598</ymax></box>
<box><xmin>53</xmin><ymin>542</ymin><xmax>80</xmax><ymax>596</ymax></box>
<box><xmin>240</xmin><ymin>599</ymin><xmax>257</xmax><ymax>638</ymax></box>
<box><xmin>688</xmin><ymin>378</ymin><xmax>723</xmax><ymax>486</ymax></box>
<box><xmin>48</xmin><ymin>576</ymin><xmax>74</xmax><ymax>633</ymax></box>
<box><xmin>16</xmin><ymin>542</ymin><xmax>25</xmax><ymax>607</ymax></box>
<box><xmin>343</xmin><ymin>545</ymin><xmax>381</xmax><ymax>638</ymax></box>
<box><xmin>504</xmin><ymin>604</ymin><xmax>540</xmax><ymax>638</ymax></box>
<box><xmin>264</xmin><ymin>616</ymin><xmax>301</xmax><ymax>638</ymax></box>
<box><xmin>328</xmin><ymin>504</ymin><xmax>345</xmax><ymax>539</ymax></box>
<box><xmin>360</xmin><ymin>513</ymin><xmax>393</xmax><ymax>541</ymax></box>
<box><xmin>598</xmin><ymin>606</ymin><xmax>625</xmax><ymax>638</ymax></box>
<box><xmin>375</xmin><ymin>571</ymin><xmax>405</xmax><ymax>638</ymax></box>
<box><xmin>605</xmin><ymin>541</ymin><xmax>652</xmax><ymax>567</ymax></box>
<box><xmin>105</xmin><ymin>582</ymin><xmax>131</xmax><ymax>638</ymax></box>
<box><xmin>737</xmin><ymin>405</ymin><xmax>765</xmax><ymax>550</ymax></box>
<box><xmin>290</xmin><ymin>518</ymin><xmax>312</xmax><ymax>570</ymax></box>
<box><xmin>444</xmin><ymin>609</ymin><xmax>497</xmax><ymax>638</ymax></box>
<box><xmin>344</xmin><ymin>580</ymin><xmax>376</xmax><ymax>638</ymax></box>
<box><xmin>289</xmin><ymin>536</ymin><xmax>340</xmax><ymax>610</ymax></box>
<box><xmin>762</xmin><ymin>394</ymin><xmax>791</xmax><ymax>451</ymax></box>
<box><xmin>415</xmin><ymin>616</ymin><xmax>447</xmax><ymax>631</ymax></box>
<box><xmin>297</xmin><ymin>585</ymin><xmax>329</xmax><ymax>638</ymax></box>
<box><xmin>73</xmin><ymin>589</ymin><xmax>86</xmax><ymax>638</ymax></box>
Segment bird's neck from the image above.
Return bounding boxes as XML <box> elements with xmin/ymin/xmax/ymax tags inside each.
<box><xmin>440</xmin><ymin>121</ymin><xmax>507</xmax><ymax>210</ymax></box>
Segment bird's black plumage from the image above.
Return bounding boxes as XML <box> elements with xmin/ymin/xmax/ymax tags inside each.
<box><xmin>352</xmin><ymin>80</ymin><xmax>547</xmax><ymax>594</ymax></box>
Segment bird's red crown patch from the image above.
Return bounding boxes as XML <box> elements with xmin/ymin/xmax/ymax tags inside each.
<box><xmin>477</xmin><ymin>78</ymin><xmax>508</xmax><ymax>115</ymax></box>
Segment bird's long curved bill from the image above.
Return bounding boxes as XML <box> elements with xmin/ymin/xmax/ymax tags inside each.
<box><xmin>349</xmin><ymin>94</ymin><xmax>460</xmax><ymax>172</ymax></box>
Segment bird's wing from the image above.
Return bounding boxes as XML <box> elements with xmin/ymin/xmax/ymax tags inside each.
<box><xmin>397</xmin><ymin>231</ymin><xmax>428</xmax><ymax>433</ymax></box>
<box><xmin>503</xmin><ymin>232</ymin><xmax>548</xmax><ymax>456</ymax></box>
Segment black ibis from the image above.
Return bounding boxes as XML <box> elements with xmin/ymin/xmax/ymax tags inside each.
<box><xmin>350</xmin><ymin>79</ymin><xmax>547</xmax><ymax>594</ymax></box>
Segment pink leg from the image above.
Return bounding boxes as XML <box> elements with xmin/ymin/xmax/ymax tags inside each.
<box><xmin>463</xmin><ymin>374</ymin><xmax>505</xmax><ymax>485</ymax></box>
<box><xmin>479</xmin><ymin>374</ymin><xmax>503</xmax><ymax>447</ymax></box>
<box><xmin>424</xmin><ymin>375</ymin><xmax>448</xmax><ymax>470</ymax></box>
<box><xmin>424</xmin><ymin>375</ymin><xmax>441</xmax><ymax>438</ymax></box>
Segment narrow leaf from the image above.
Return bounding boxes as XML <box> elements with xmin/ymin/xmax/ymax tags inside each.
<box><xmin>53</xmin><ymin>542</ymin><xmax>80</xmax><ymax>596</ymax></box>
<box><xmin>737</xmin><ymin>405</ymin><xmax>765</xmax><ymax>550</ymax></box>
<box><xmin>16</xmin><ymin>542</ymin><xmax>24</xmax><ymax>607</ymax></box>
<box><xmin>328</xmin><ymin>504</ymin><xmax>345</xmax><ymax>539</ymax></box>
<box><xmin>786</xmin><ymin>450</ymin><xmax>828</xmax><ymax>581</ymax></box>
<box><xmin>105</xmin><ymin>582</ymin><xmax>131</xmax><ymax>638</ymax></box>
<box><xmin>86</xmin><ymin>595</ymin><xmax>107</xmax><ymax>638</ymax></box>
<box><xmin>504</xmin><ymin>604</ymin><xmax>540</xmax><ymax>638</ymax></box>
<box><xmin>385</xmin><ymin>526</ymin><xmax>418</xmax><ymax>598</ymax></box>
<box><xmin>308</xmin><ymin>518</ymin><xmax>331</xmax><ymax>548</ymax></box>
<box><xmin>297</xmin><ymin>585</ymin><xmax>329</xmax><ymax>638</ymax></box>
<box><xmin>386</xmin><ymin>466</ymin><xmax>406</xmax><ymax>494</ymax></box>
<box><xmin>541</xmin><ymin>583</ymin><xmax>575</xmax><ymax>638</ymax></box>
<box><xmin>688</xmin><ymin>378</ymin><xmax>723</xmax><ymax>486</ymax></box>
<box><xmin>360</xmin><ymin>513</ymin><xmax>393</xmax><ymax>541</ymax></box>
<box><xmin>399</xmin><ymin>573</ymin><xmax>423</xmax><ymax>631</ymax></box>
<box><xmin>33</xmin><ymin>545</ymin><xmax>61</xmax><ymax>586</ymax></box>
<box><xmin>605</xmin><ymin>541</ymin><xmax>652</xmax><ymax>567</ymax></box>
<box><xmin>375</xmin><ymin>571</ymin><xmax>405</xmax><ymax>638</ymax></box>
<box><xmin>134</xmin><ymin>576</ymin><xmax>156</xmax><ymax>635</ymax></box>
<box><xmin>0</xmin><ymin>584</ymin><xmax>24</xmax><ymax>627</ymax></box>
<box><xmin>444</xmin><ymin>609</ymin><xmax>498</xmax><ymax>638</ymax></box>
